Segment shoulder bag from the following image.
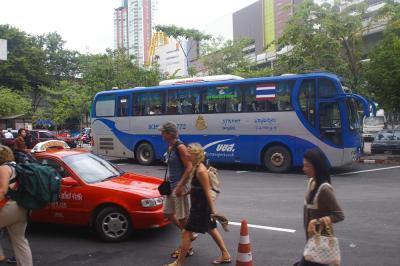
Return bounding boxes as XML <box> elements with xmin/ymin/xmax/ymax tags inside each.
<box><xmin>303</xmin><ymin>220</ymin><xmax>341</xmax><ymax>266</ymax></box>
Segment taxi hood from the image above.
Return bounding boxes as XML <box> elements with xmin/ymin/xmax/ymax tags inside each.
<box><xmin>91</xmin><ymin>173</ymin><xmax>162</xmax><ymax>198</ymax></box>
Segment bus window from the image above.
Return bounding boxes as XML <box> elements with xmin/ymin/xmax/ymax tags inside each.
<box><xmin>318</xmin><ymin>78</ymin><xmax>337</xmax><ymax>98</ymax></box>
<box><xmin>95</xmin><ymin>95</ymin><xmax>115</xmax><ymax>117</ymax></box>
<box><xmin>243</xmin><ymin>81</ymin><xmax>294</xmax><ymax>112</ymax></box>
<box><xmin>117</xmin><ymin>96</ymin><xmax>129</xmax><ymax>117</ymax></box>
<box><xmin>167</xmin><ymin>89</ymin><xmax>201</xmax><ymax>115</ymax></box>
<box><xmin>202</xmin><ymin>86</ymin><xmax>241</xmax><ymax>113</ymax></box>
<box><xmin>298</xmin><ymin>80</ymin><xmax>316</xmax><ymax>126</ymax></box>
<box><xmin>319</xmin><ymin>102</ymin><xmax>342</xmax><ymax>145</ymax></box>
<box><xmin>346</xmin><ymin>98</ymin><xmax>361</xmax><ymax>131</ymax></box>
<box><xmin>133</xmin><ymin>92</ymin><xmax>164</xmax><ymax>116</ymax></box>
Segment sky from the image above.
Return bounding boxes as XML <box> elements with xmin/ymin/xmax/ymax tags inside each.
<box><xmin>0</xmin><ymin>0</ymin><xmax>258</xmax><ymax>54</ymax></box>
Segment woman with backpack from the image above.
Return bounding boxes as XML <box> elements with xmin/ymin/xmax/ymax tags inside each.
<box><xmin>296</xmin><ymin>148</ymin><xmax>344</xmax><ymax>266</ymax></box>
<box><xmin>164</xmin><ymin>143</ymin><xmax>231</xmax><ymax>266</ymax></box>
<box><xmin>0</xmin><ymin>145</ymin><xmax>33</xmax><ymax>266</ymax></box>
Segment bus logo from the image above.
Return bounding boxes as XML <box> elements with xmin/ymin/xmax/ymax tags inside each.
<box><xmin>216</xmin><ymin>144</ymin><xmax>236</xmax><ymax>152</ymax></box>
<box><xmin>195</xmin><ymin>115</ymin><xmax>207</xmax><ymax>130</ymax></box>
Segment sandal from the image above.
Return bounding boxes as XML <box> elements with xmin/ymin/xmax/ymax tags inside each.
<box><xmin>212</xmin><ymin>257</ymin><xmax>232</xmax><ymax>265</ymax></box>
<box><xmin>170</xmin><ymin>248</ymin><xmax>194</xmax><ymax>259</ymax></box>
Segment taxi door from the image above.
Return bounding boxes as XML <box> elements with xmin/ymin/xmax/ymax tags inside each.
<box><xmin>36</xmin><ymin>157</ymin><xmax>87</xmax><ymax>224</ymax></box>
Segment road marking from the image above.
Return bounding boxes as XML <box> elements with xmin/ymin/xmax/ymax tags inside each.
<box><xmin>116</xmin><ymin>163</ymin><xmax>127</xmax><ymax>166</ymax></box>
<box><xmin>229</xmin><ymin>222</ymin><xmax>296</xmax><ymax>233</ymax></box>
<box><xmin>336</xmin><ymin>165</ymin><xmax>400</xmax><ymax>176</ymax></box>
<box><xmin>236</xmin><ymin>171</ymin><xmax>249</xmax><ymax>174</ymax></box>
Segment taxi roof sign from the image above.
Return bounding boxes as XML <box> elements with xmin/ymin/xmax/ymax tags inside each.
<box><xmin>31</xmin><ymin>140</ymin><xmax>70</xmax><ymax>153</ymax></box>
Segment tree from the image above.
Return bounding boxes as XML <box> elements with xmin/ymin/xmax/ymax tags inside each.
<box><xmin>0</xmin><ymin>87</ymin><xmax>32</xmax><ymax>117</ymax></box>
<box><xmin>155</xmin><ymin>25</ymin><xmax>211</xmax><ymax>76</ymax></box>
<box><xmin>0</xmin><ymin>25</ymin><xmax>50</xmax><ymax>112</ymax></box>
<box><xmin>276</xmin><ymin>0</ymin><xmax>368</xmax><ymax>91</ymax></box>
<box><xmin>35</xmin><ymin>32</ymin><xmax>81</xmax><ymax>84</ymax></box>
<box><xmin>79</xmin><ymin>49</ymin><xmax>160</xmax><ymax>99</ymax></box>
<box><xmin>367</xmin><ymin>2</ymin><xmax>400</xmax><ymax>115</ymax></box>
<box><xmin>201</xmin><ymin>38</ymin><xmax>255</xmax><ymax>75</ymax></box>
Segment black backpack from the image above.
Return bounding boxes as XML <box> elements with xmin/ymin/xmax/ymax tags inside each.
<box><xmin>6</xmin><ymin>162</ymin><xmax>61</xmax><ymax>210</ymax></box>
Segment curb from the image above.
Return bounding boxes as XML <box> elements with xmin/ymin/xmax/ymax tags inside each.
<box><xmin>358</xmin><ymin>159</ymin><xmax>386</xmax><ymax>164</ymax></box>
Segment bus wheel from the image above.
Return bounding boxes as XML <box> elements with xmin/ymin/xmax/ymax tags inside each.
<box><xmin>264</xmin><ymin>146</ymin><xmax>292</xmax><ymax>173</ymax></box>
<box><xmin>136</xmin><ymin>142</ymin><xmax>155</xmax><ymax>165</ymax></box>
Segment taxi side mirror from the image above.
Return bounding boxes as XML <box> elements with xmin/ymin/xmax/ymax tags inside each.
<box><xmin>61</xmin><ymin>176</ymin><xmax>79</xmax><ymax>187</ymax></box>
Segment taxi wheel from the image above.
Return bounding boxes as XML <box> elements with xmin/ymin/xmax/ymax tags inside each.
<box><xmin>136</xmin><ymin>142</ymin><xmax>155</xmax><ymax>165</ymax></box>
<box><xmin>263</xmin><ymin>145</ymin><xmax>292</xmax><ymax>173</ymax></box>
<box><xmin>95</xmin><ymin>206</ymin><xmax>132</xmax><ymax>242</ymax></box>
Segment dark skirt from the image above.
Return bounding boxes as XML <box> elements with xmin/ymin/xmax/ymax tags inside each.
<box><xmin>185</xmin><ymin>187</ymin><xmax>217</xmax><ymax>234</ymax></box>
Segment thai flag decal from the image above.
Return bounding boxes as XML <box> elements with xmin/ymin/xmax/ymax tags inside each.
<box><xmin>256</xmin><ymin>84</ymin><xmax>276</xmax><ymax>101</ymax></box>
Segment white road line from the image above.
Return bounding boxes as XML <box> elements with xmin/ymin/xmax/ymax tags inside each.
<box><xmin>335</xmin><ymin>165</ymin><xmax>400</xmax><ymax>176</ymax></box>
<box><xmin>116</xmin><ymin>163</ymin><xmax>127</xmax><ymax>166</ymax></box>
<box><xmin>236</xmin><ymin>171</ymin><xmax>249</xmax><ymax>174</ymax></box>
<box><xmin>229</xmin><ymin>222</ymin><xmax>296</xmax><ymax>233</ymax></box>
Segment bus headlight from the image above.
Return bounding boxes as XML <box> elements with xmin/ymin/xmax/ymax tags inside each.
<box><xmin>141</xmin><ymin>197</ymin><xmax>164</xmax><ymax>208</ymax></box>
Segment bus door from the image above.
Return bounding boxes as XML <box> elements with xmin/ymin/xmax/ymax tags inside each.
<box><xmin>316</xmin><ymin>78</ymin><xmax>345</xmax><ymax>149</ymax></box>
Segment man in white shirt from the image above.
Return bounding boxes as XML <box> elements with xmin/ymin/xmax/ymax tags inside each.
<box><xmin>4</xmin><ymin>130</ymin><xmax>13</xmax><ymax>139</ymax></box>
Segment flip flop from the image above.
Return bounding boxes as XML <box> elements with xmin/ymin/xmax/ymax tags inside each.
<box><xmin>212</xmin><ymin>258</ymin><xmax>232</xmax><ymax>265</ymax></box>
<box><xmin>170</xmin><ymin>248</ymin><xmax>194</xmax><ymax>259</ymax></box>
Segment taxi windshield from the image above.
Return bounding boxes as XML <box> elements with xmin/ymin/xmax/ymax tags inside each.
<box><xmin>63</xmin><ymin>153</ymin><xmax>121</xmax><ymax>183</ymax></box>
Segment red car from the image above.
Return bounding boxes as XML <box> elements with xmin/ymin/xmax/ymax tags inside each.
<box><xmin>28</xmin><ymin>130</ymin><xmax>77</xmax><ymax>148</ymax></box>
<box><xmin>29</xmin><ymin>140</ymin><xmax>169</xmax><ymax>242</ymax></box>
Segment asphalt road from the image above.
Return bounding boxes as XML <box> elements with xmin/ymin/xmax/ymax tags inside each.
<box><xmin>2</xmin><ymin>162</ymin><xmax>400</xmax><ymax>266</ymax></box>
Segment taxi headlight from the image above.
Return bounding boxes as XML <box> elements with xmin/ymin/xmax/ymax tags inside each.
<box><xmin>141</xmin><ymin>197</ymin><xmax>163</xmax><ymax>208</ymax></box>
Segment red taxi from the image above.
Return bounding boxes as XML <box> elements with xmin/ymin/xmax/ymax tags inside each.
<box><xmin>29</xmin><ymin>140</ymin><xmax>169</xmax><ymax>242</ymax></box>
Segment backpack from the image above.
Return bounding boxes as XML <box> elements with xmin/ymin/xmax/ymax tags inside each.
<box><xmin>207</xmin><ymin>166</ymin><xmax>221</xmax><ymax>201</ymax></box>
<box><xmin>6</xmin><ymin>162</ymin><xmax>61</xmax><ymax>210</ymax></box>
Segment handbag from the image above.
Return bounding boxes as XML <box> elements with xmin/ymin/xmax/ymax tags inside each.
<box><xmin>303</xmin><ymin>220</ymin><xmax>341</xmax><ymax>266</ymax></box>
<box><xmin>157</xmin><ymin>147</ymin><xmax>173</xmax><ymax>196</ymax></box>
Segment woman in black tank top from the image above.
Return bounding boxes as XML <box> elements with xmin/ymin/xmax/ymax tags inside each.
<box><xmin>164</xmin><ymin>143</ymin><xmax>231</xmax><ymax>266</ymax></box>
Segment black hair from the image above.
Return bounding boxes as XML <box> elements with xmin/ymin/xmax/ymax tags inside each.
<box><xmin>17</xmin><ymin>128</ymin><xmax>26</xmax><ymax>136</ymax></box>
<box><xmin>304</xmin><ymin>148</ymin><xmax>331</xmax><ymax>204</ymax></box>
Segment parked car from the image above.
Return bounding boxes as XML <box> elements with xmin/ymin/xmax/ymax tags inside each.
<box><xmin>371</xmin><ymin>129</ymin><xmax>400</xmax><ymax>154</ymax></box>
<box><xmin>28</xmin><ymin>130</ymin><xmax>77</xmax><ymax>148</ymax></box>
<box><xmin>1</xmin><ymin>129</ymin><xmax>18</xmax><ymax>147</ymax></box>
<box><xmin>29</xmin><ymin>140</ymin><xmax>168</xmax><ymax>242</ymax></box>
<box><xmin>363</xmin><ymin>115</ymin><xmax>386</xmax><ymax>142</ymax></box>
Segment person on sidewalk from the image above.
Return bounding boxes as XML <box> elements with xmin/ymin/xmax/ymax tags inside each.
<box><xmin>0</xmin><ymin>145</ymin><xmax>33</xmax><ymax>266</ymax></box>
<box><xmin>296</xmin><ymin>148</ymin><xmax>344</xmax><ymax>266</ymax></box>
<box><xmin>158</xmin><ymin>122</ymin><xmax>195</xmax><ymax>259</ymax></box>
<box><xmin>164</xmin><ymin>143</ymin><xmax>231</xmax><ymax>266</ymax></box>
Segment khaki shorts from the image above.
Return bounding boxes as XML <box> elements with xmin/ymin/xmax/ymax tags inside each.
<box><xmin>163</xmin><ymin>192</ymin><xmax>190</xmax><ymax>220</ymax></box>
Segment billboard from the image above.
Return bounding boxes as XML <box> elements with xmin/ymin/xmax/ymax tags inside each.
<box><xmin>0</xmin><ymin>39</ymin><xmax>7</xmax><ymax>60</ymax></box>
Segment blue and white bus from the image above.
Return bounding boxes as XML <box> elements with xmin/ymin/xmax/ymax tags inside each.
<box><xmin>91</xmin><ymin>73</ymin><xmax>370</xmax><ymax>172</ymax></box>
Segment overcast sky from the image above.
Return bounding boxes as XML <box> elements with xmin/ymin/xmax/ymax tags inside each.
<box><xmin>0</xmin><ymin>0</ymin><xmax>257</xmax><ymax>54</ymax></box>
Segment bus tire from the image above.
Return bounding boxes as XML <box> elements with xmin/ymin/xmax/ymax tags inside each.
<box><xmin>263</xmin><ymin>145</ymin><xmax>292</xmax><ymax>173</ymax></box>
<box><xmin>136</xmin><ymin>142</ymin><xmax>155</xmax><ymax>165</ymax></box>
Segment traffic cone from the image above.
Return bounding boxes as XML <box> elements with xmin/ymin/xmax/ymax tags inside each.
<box><xmin>236</xmin><ymin>220</ymin><xmax>253</xmax><ymax>266</ymax></box>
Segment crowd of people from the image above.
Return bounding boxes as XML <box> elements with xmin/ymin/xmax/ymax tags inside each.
<box><xmin>0</xmin><ymin>122</ymin><xmax>344</xmax><ymax>266</ymax></box>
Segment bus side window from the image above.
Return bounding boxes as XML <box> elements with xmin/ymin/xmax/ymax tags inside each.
<box><xmin>133</xmin><ymin>92</ymin><xmax>164</xmax><ymax>116</ymax></box>
<box><xmin>318</xmin><ymin>78</ymin><xmax>337</xmax><ymax>98</ymax></box>
<box><xmin>95</xmin><ymin>95</ymin><xmax>115</xmax><ymax>117</ymax></box>
<box><xmin>202</xmin><ymin>86</ymin><xmax>241</xmax><ymax>114</ymax></box>
<box><xmin>298</xmin><ymin>80</ymin><xmax>316</xmax><ymax>126</ymax></box>
<box><xmin>167</xmin><ymin>89</ymin><xmax>201</xmax><ymax>115</ymax></box>
<box><xmin>117</xmin><ymin>96</ymin><xmax>129</xmax><ymax>117</ymax></box>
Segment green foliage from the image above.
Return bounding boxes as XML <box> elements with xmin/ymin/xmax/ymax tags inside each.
<box><xmin>276</xmin><ymin>0</ymin><xmax>367</xmax><ymax>91</ymax></box>
<box><xmin>155</xmin><ymin>25</ymin><xmax>212</xmax><ymax>76</ymax></box>
<box><xmin>79</xmin><ymin>49</ymin><xmax>160</xmax><ymax>98</ymax></box>
<box><xmin>0</xmin><ymin>87</ymin><xmax>32</xmax><ymax>117</ymax></box>
<box><xmin>367</xmin><ymin>2</ymin><xmax>400</xmax><ymax>113</ymax></box>
<box><xmin>201</xmin><ymin>38</ymin><xmax>254</xmax><ymax>75</ymax></box>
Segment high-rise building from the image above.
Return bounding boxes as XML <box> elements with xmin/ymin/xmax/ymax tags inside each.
<box><xmin>113</xmin><ymin>0</ymin><xmax>155</xmax><ymax>65</ymax></box>
<box><xmin>127</xmin><ymin>0</ymin><xmax>154</xmax><ymax>65</ymax></box>
<box><xmin>114</xmin><ymin>1</ymin><xmax>129</xmax><ymax>51</ymax></box>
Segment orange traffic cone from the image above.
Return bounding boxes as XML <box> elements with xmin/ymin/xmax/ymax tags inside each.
<box><xmin>236</xmin><ymin>220</ymin><xmax>253</xmax><ymax>266</ymax></box>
